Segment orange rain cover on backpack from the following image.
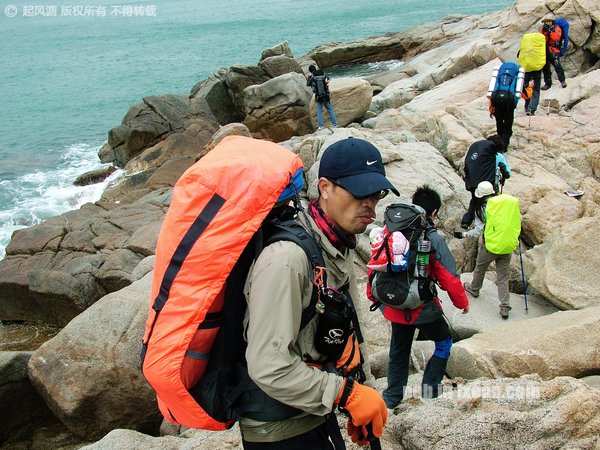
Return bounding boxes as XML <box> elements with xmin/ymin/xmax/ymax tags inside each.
<box><xmin>141</xmin><ymin>135</ymin><xmax>303</xmax><ymax>430</ymax></box>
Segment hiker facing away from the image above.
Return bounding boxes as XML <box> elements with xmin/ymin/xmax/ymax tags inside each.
<box><xmin>460</xmin><ymin>135</ymin><xmax>511</xmax><ymax>229</ymax></box>
<box><xmin>487</xmin><ymin>62</ymin><xmax>524</xmax><ymax>149</ymax></box>
<box><xmin>242</xmin><ymin>137</ymin><xmax>396</xmax><ymax>448</ymax></box>
<box><xmin>367</xmin><ymin>185</ymin><xmax>469</xmax><ymax>410</ymax></box>
<box><xmin>307</xmin><ymin>64</ymin><xmax>339</xmax><ymax>130</ymax></box>
<box><xmin>455</xmin><ymin>181</ymin><xmax>515</xmax><ymax>319</ymax></box>
<box><xmin>540</xmin><ymin>16</ymin><xmax>567</xmax><ymax>90</ymax></box>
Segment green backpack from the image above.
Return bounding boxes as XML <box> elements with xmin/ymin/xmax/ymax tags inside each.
<box><xmin>484</xmin><ymin>194</ymin><xmax>521</xmax><ymax>254</ymax></box>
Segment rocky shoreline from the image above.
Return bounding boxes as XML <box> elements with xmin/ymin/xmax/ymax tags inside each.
<box><xmin>1</xmin><ymin>0</ymin><xmax>600</xmax><ymax>448</ymax></box>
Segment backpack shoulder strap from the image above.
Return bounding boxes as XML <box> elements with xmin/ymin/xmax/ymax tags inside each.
<box><xmin>265</xmin><ymin>220</ymin><xmax>325</xmax><ymax>330</ymax></box>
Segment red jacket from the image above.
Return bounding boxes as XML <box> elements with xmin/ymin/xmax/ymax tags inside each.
<box><xmin>540</xmin><ymin>25</ymin><xmax>563</xmax><ymax>54</ymax></box>
<box><xmin>367</xmin><ymin>226</ymin><xmax>468</xmax><ymax>325</ymax></box>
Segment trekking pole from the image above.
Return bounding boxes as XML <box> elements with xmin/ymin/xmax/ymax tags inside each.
<box><xmin>518</xmin><ymin>239</ymin><xmax>528</xmax><ymax>312</ymax></box>
<box><xmin>366</xmin><ymin>424</ymin><xmax>382</xmax><ymax>450</ymax></box>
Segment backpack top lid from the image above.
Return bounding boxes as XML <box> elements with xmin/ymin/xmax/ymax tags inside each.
<box><xmin>495</xmin><ymin>62</ymin><xmax>520</xmax><ymax>90</ymax></box>
<box><xmin>143</xmin><ymin>135</ymin><xmax>304</xmax><ymax>430</ymax></box>
<box><xmin>484</xmin><ymin>193</ymin><xmax>521</xmax><ymax>255</ymax></box>
<box><xmin>383</xmin><ymin>203</ymin><xmax>427</xmax><ymax>242</ymax></box>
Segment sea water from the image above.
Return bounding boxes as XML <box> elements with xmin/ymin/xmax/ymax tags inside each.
<box><xmin>0</xmin><ymin>0</ymin><xmax>513</xmax><ymax>259</ymax></box>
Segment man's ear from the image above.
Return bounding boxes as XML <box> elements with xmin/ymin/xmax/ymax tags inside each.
<box><xmin>431</xmin><ymin>209</ymin><xmax>438</xmax><ymax>220</ymax></box>
<box><xmin>317</xmin><ymin>177</ymin><xmax>330</xmax><ymax>199</ymax></box>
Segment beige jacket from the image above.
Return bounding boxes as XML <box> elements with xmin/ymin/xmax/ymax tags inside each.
<box><xmin>240</xmin><ymin>214</ymin><xmax>360</xmax><ymax>442</ymax></box>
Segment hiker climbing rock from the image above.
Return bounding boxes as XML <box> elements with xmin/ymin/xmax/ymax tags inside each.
<box><xmin>142</xmin><ymin>136</ymin><xmax>397</xmax><ymax>448</ymax></box>
<box><xmin>367</xmin><ymin>186</ymin><xmax>468</xmax><ymax>410</ymax></box>
<box><xmin>540</xmin><ymin>16</ymin><xmax>567</xmax><ymax>90</ymax></box>
<box><xmin>455</xmin><ymin>181</ymin><xmax>522</xmax><ymax>320</ymax></box>
<box><xmin>241</xmin><ymin>137</ymin><xmax>397</xmax><ymax>448</ymax></box>
<box><xmin>487</xmin><ymin>61</ymin><xmax>525</xmax><ymax>148</ymax></box>
<box><xmin>518</xmin><ymin>31</ymin><xmax>546</xmax><ymax>115</ymax></box>
<box><xmin>460</xmin><ymin>135</ymin><xmax>511</xmax><ymax>229</ymax></box>
<box><xmin>307</xmin><ymin>64</ymin><xmax>339</xmax><ymax>130</ymax></box>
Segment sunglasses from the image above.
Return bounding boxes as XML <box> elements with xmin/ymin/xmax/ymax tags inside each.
<box><xmin>328</xmin><ymin>179</ymin><xmax>389</xmax><ymax>201</ymax></box>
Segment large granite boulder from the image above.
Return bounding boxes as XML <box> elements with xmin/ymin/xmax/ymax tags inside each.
<box><xmin>389</xmin><ymin>375</ymin><xmax>600</xmax><ymax>449</ymax></box>
<box><xmin>104</xmin><ymin>95</ymin><xmax>218</xmax><ymax>168</ymax></box>
<box><xmin>224</xmin><ymin>64</ymin><xmax>271</xmax><ymax>114</ymax></box>
<box><xmin>0</xmin><ymin>190</ymin><xmax>170</xmax><ymax>326</ymax></box>
<box><xmin>190</xmin><ymin>68</ymin><xmax>241</xmax><ymax>125</ymax></box>
<box><xmin>526</xmin><ymin>217</ymin><xmax>600</xmax><ymax>310</ymax></box>
<box><xmin>27</xmin><ymin>273</ymin><xmax>162</xmax><ymax>440</ymax></box>
<box><xmin>308</xmin><ymin>77</ymin><xmax>373</xmax><ymax>129</ymax></box>
<box><xmin>447</xmin><ymin>307</ymin><xmax>600</xmax><ymax>380</ymax></box>
<box><xmin>0</xmin><ymin>351</ymin><xmax>55</xmax><ymax>445</ymax></box>
<box><xmin>242</xmin><ymin>72</ymin><xmax>313</xmax><ymax>142</ymax></box>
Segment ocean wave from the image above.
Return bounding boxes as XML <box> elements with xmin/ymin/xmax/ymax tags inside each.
<box><xmin>0</xmin><ymin>142</ymin><xmax>122</xmax><ymax>260</ymax></box>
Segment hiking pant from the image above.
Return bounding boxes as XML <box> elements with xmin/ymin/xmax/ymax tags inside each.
<box><xmin>461</xmin><ymin>189</ymin><xmax>478</xmax><ymax>228</ymax></box>
<box><xmin>469</xmin><ymin>244</ymin><xmax>512</xmax><ymax>314</ymax></box>
<box><xmin>242</xmin><ymin>421</ymin><xmax>334</xmax><ymax>449</ymax></box>
<box><xmin>523</xmin><ymin>70</ymin><xmax>542</xmax><ymax>113</ymax></box>
<box><xmin>316</xmin><ymin>99</ymin><xmax>338</xmax><ymax>128</ymax></box>
<box><xmin>494</xmin><ymin>106</ymin><xmax>515</xmax><ymax>149</ymax></box>
<box><xmin>542</xmin><ymin>53</ymin><xmax>566</xmax><ymax>86</ymax></box>
<box><xmin>382</xmin><ymin>318</ymin><xmax>451</xmax><ymax>409</ymax></box>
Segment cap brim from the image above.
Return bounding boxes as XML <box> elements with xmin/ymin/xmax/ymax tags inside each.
<box><xmin>337</xmin><ymin>172</ymin><xmax>400</xmax><ymax>197</ymax></box>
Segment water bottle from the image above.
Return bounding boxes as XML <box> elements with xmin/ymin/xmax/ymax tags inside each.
<box><xmin>416</xmin><ymin>238</ymin><xmax>431</xmax><ymax>278</ymax></box>
<box><xmin>515</xmin><ymin>66</ymin><xmax>525</xmax><ymax>98</ymax></box>
<box><xmin>487</xmin><ymin>65</ymin><xmax>499</xmax><ymax>97</ymax></box>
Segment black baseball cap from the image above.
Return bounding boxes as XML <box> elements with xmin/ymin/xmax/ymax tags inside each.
<box><xmin>318</xmin><ymin>137</ymin><xmax>399</xmax><ymax>198</ymax></box>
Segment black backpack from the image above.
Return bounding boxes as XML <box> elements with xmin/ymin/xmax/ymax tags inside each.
<box><xmin>189</xmin><ymin>218</ymin><xmax>329</xmax><ymax>424</ymax></box>
<box><xmin>368</xmin><ymin>204</ymin><xmax>436</xmax><ymax>310</ymax></box>
<box><xmin>312</xmin><ymin>74</ymin><xmax>330</xmax><ymax>102</ymax></box>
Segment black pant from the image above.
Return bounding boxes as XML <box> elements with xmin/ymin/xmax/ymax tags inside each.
<box><xmin>381</xmin><ymin>317</ymin><xmax>451</xmax><ymax>407</ymax></box>
<box><xmin>494</xmin><ymin>105</ymin><xmax>515</xmax><ymax>149</ymax></box>
<box><xmin>542</xmin><ymin>53</ymin><xmax>566</xmax><ymax>86</ymax></box>
<box><xmin>243</xmin><ymin>422</ymin><xmax>334</xmax><ymax>449</ymax></box>
<box><xmin>461</xmin><ymin>189</ymin><xmax>477</xmax><ymax>227</ymax></box>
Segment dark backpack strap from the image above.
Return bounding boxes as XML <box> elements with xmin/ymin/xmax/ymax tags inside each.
<box><xmin>265</xmin><ymin>220</ymin><xmax>326</xmax><ymax>330</ymax></box>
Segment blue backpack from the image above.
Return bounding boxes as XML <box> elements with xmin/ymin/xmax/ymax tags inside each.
<box><xmin>555</xmin><ymin>17</ymin><xmax>570</xmax><ymax>56</ymax></box>
<box><xmin>490</xmin><ymin>62</ymin><xmax>520</xmax><ymax>110</ymax></box>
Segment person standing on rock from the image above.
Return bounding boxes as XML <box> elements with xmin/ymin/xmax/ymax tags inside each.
<box><xmin>540</xmin><ymin>16</ymin><xmax>567</xmax><ymax>90</ymax></box>
<box><xmin>307</xmin><ymin>64</ymin><xmax>339</xmax><ymax>130</ymax></box>
<box><xmin>455</xmin><ymin>181</ymin><xmax>520</xmax><ymax>320</ymax></box>
<box><xmin>241</xmin><ymin>137</ymin><xmax>394</xmax><ymax>448</ymax></box>
<box><xmin>367</xmin><ymin>185</ymin><xmax>469</xmax><ymax>411</ymax></box>
<box><xmin>460</xmin><ymin>135</ymin><xmax>511</xmax><ymax>229</ymax></box>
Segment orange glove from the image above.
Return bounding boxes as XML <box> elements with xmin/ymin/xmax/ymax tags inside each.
<box><xmin>336</xmin><ymin>378</ymin><xmax>387</xmax><ymax>442</ymax></box>
<box><xmin>336</xmin><ymin>333</ymin><xmax>360</xmax><ymax>375</ymax></box>
<box><xmin>488</xmin><ymin>98</ymin><xmax>495</xmax><ymax>118</ymax></box>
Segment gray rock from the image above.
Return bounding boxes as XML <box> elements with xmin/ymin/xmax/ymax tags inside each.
<box><xmin>0</xmin><ymin>351</ymin><xmax>55</xmax><ymax>444</ymax></box>
<box><xmin>242</xmin><ymin>72</ymin><xmax>313</xmax><ymax>142</ymax></box>
<box><xmin>448</xmin><ymin>307</ymin><xmax>600</xmax><ymax>380</ymax></box>
<box><xmin>390</xmin><ymin>375</ymin><xmax>600</xmax><ymax>449</ymax></box>
<box><xmin>27</xmin><ymin>274</ymin><xmax>162</xmax><ymax>440</ymax></box>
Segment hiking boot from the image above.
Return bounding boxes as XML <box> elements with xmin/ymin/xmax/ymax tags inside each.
<box><xmin>463</xmin><ymin>282</ymin><xmax>479</xmax><ymax>298</ymax></box>
<box><xmin>500</xmin><ymin>310</ymin><xmax>509</xmax><ymax>320</ymax></box>
<box><xmin>561</xmin><ymin>81</ymin><xmax>567</xmax><ymax>88</ymax></box>
<box><xmin>526</xmin><ymin>110</ymin><xmax>535</xmax><ymax>116</ymax></box>
<box><xmin>540</xmin><ymin>84</ymin><xmax>551</xmax><ymax>91</ymax></box>
<box><xmin>317</xmin><ymin>126</ymin><xmax>324</xmax><ymax>130</ymax></box>
<box><xmin>460</xmin><ymin>222</ymin><xmax>469</xmax><ymax>230</ymax></box>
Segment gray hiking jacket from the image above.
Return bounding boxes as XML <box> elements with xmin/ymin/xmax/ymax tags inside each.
<box><xmin>240</xmin><ymin>213</ymin><xmax>357</xmax><ymax>442</ymax></box>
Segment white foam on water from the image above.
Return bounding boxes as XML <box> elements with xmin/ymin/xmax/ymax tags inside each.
<box><xmin>0</xmin><ymin>142</ymin><xmax>122</xmax><ymax>260</ymax></box>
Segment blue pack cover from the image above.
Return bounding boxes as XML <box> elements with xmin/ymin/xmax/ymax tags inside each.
<box><xmin>492</xmin><ymin>62</ymin><xmax>520</xmax><ymax>108</ymax></box>
<box><xmin>555</xmin><ymin>17</ymin><xmax>570</xmax><ymax>56</ymax></box>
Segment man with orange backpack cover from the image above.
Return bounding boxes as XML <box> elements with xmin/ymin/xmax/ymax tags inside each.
<box><xmin>241</xmin><ymin>137</ymin><xmax>395</xmax><ymax>448</ymax></box>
